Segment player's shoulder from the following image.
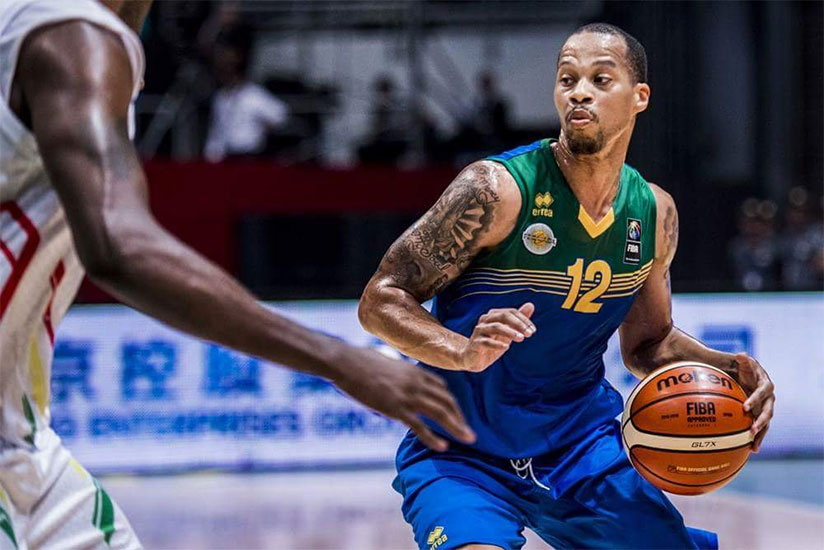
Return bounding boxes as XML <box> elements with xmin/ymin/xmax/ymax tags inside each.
<box><xmin>16</xmin><ymin>19</ymin><xmax>134</xmax><ymax>105</ymax></box>
<box><xmin>487</xmin><ymin>139</ymin><xmax>548</xmax><ymax>163</ymax></box>
<box><xmin>21</xmin><ymin>17</ymin><xmax>129</xmax><ymax>65</ymax></box>
<box><xmin>9</xmin><ymin>0</ymin><xmax>143</xmax><ymax>95</ymax></box>
<box><xmin>2</xmin><ymin>0</ymin><xmax>130</xmax><ymax>52</ymax></box>
<box><xmin>646</xmin><ymin>182</ymin><xmax>679</xmax><ymax>260</ymax></box>
<box><xmin>456</xmin><ymin>159</ymin><xmax>521</xmax><ymax>206</ymax></box>
<box><xmin>645</xmin><ymin>181</ymin><xmax>677</xmax><ymax>217</ymax></box>
<box><xmin>444</xmin><ymin>160</ymin><xmax>521</xmax><ymax>246</ymax></box>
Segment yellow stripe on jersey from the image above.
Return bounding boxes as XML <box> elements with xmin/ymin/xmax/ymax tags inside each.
<box><xmin>28</xmin><ymin>336</ymin><xmax>48</xmax><ymax>416</ymax></box>
<box><xmin>458</xmin><ymin>259</ymin><xmax>653</xmax><ymax>297</ymax></box>
<box><xmin>465</xmin><ymin>259</ymin><xmax>653</xmax><ymax>279</ymax></box>
<box><xmin>70</xmin><ymin>458</ymin><xmax>90</xmax><ymax>479</ymax></box>
<box><xmin>611</xmin><ymin>260</ymin><xmax>654</xmax><ymax>280</ymax></box>
<box><xmin>457</xmin><ymin>279</ymin><xmax>572</xmax><ymax>292</ymax></box>
<box><xmin>453</xmin><ymin>287</ymin><xmax>569</xmax><ymax>302</ymax></box>
<box><xmin>465</xmin><ymin>266</ymin><xmax>568</xmax><ymax>277</ymax></box>
<box><xmin>460</xmin><ymin>273</ymin><xmax>571</xmax><ymax>285</ymax></box>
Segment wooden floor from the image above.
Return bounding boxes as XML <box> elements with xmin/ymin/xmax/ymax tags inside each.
<box><xmin>102</xmin><ymin>460</ymin><xmax>824</xmax><ymax>549</ymax></box>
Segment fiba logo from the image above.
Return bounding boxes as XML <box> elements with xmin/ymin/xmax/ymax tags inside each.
<box><xmin>627</xmin><ymin>219</ymin><xmax>642</xmax><ymax>241</ymax></box>
<box><xmin>623</xmin><ymin>218</ymin><xmax>642</xmax><ymax>264</ymax></box>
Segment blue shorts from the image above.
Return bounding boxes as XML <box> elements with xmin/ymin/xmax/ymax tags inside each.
<box><xmin>393</xmin><ymin>421</ymin><xmax>718</xmax><ymax>550</ymax></box>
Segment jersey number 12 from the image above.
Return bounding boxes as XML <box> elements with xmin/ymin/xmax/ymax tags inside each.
<box><xmin>561</xmin><ymin>258</ymin><xmax>612</xmax><ymax>314</ymax></box>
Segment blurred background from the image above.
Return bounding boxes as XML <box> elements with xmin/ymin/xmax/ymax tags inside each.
<box><xmin>55</xmin><ymin>1</ymin><xmax>822</xmax><ymax>549</ymax></box>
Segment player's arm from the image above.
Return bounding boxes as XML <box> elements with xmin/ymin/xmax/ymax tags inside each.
<box><xmin>359</xmin><ymin>161</ymin><xmax>536</xmax><ymax>372</ymax></box>
<box><xmin>15</xmin><ymin>20</ymin><xmax>474</xmax><ymax>451</ymax></box>
<box><xmin>619</xmin><ymin>184</ymin><xmax>774</xmax><ymax>452</ymax></box>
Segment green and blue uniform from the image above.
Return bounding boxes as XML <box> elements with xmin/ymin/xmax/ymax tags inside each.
<box><xmin>394</xmin><ymin>139</ymin><xmax>717</xmax><ymax>549</ymax></box>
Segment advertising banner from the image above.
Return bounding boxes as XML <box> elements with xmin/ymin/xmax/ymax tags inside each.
<box><xmin>51</xmin><ymin>294</ymin><xmax>823</xmax><ymax>473</ymax></box>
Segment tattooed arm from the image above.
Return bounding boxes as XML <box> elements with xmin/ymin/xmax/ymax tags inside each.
<box><xmin>619</xmin><ymin>184</ymin><xmax>774</xmax><ymax>452</ymax></box>
<box><xmin>359</xmin><ymin>161</ymin><xmax>535</xmax><ymax>372</ymax></box>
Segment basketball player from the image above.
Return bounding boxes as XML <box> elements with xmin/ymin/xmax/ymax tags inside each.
<box><xmin>0</xmin><ymin>1</ymin><xmax>474</xmax><ymax>548</ymax></box>
<box><xmin>360</xmin><ymin>23</ymin><xmax>775</xmax><ymax>549</ymax></box>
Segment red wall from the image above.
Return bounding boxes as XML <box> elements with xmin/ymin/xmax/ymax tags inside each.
<box><xmin>76</xmin><ymin>161</ymin><xmax>457</xmax><ymax>302</ymax></box>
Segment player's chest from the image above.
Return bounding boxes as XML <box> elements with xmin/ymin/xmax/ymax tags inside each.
<box><xmin>468</xmin><ymin>207</ymin><xmax>653</xmax><ymax>315</ymax></box>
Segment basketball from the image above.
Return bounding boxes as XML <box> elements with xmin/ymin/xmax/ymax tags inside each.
<box><xmin>621</xmin><ymin>362</ymin><xmax>754</xmax><ymax>496</ymax></box>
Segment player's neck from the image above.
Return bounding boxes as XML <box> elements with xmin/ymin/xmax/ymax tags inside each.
<box><xmin>552</xmin><ymin>132</ymin><xmax>631</xmax><ymax>222</ymax></box>
<box><xmin>100</xmin><ymin>0</ymin><xmax>153</xmax><ymax>33</ymax></box>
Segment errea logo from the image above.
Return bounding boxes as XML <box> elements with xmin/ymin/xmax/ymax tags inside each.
<box><xmin>532</xmin><ymin>192</ymin><xmax>554</xmax><ymax>217</ymax></box>
<box><xmin>427</xmin><ymin>526</ymin><xmax>448</xmax><ymax>549</ymax></box>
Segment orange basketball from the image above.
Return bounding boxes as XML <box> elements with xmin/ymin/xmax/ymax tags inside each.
<box><xmin>621</xmin><ymin>362</ymin><xmax>753</xmax><ymax>495</ymax></box>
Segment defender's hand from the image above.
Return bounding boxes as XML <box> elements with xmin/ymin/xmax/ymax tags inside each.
<box><xmin>733</xmin><ymin>353</ymin><xmax>775</xmax><ymax>453</ymax></box>
<box><xmin>458</xmin><ymin>303</ymin><xmax>536</xmax><ymax>373</ymax></box>
<box><xmin>334</xmin><ymin>348</ymin><xmax>476</xmax><ymax>452</ymax></box>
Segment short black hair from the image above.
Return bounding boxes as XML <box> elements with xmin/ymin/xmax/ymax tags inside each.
<box><xmin>568</xmin><ymin>22</ymin><xmax>648</xmax><ymax>84</ymax></box>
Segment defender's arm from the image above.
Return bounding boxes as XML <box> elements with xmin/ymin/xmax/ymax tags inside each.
<box><xmin>619</xmin><ymin>185</ymin><xmax>774</xmax><ymax>451</ymax></box>
<box><xmin>359</xmin><ymin>161</ymin><xmax>534</xmax><ymax>372</ymax></box>
<box><xmin>15</xmin><ymin>21</ymin><xmax>473</xmax><ymax>450</ymax></box>
<box><xmin>16</xmin><ymin>21</ymin><xmax>342</xmax><ymax>375</ymax></box>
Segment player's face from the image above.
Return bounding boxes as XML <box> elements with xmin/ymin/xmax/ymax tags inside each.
<box><xmin>554</xmin><ymin>32</ymin><xmax>650</xmax><ymax>155</ymax></box>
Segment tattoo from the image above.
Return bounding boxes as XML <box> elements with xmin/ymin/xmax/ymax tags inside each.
<box><xmin>727</xmin><ymin>357</ymin><xmax>740</xmax><ymax>376</ymax></box>
<box><xmin>661</xmin><ymin>203</ymin><xmax>678</xmax><ymax>281</ymax></box>
<box><xmin>381</xmin><ymin>163</ymin><xmax>502</xmax><ymax>300</ymax></box>
<box><xmin>663</xmin><ymin>204</ymin><xmax>678</xmax><ymax>259</ymax></box>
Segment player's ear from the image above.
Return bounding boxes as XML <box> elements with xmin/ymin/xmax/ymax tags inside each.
<box><xmin>633</xmin><ymin>83</ymin><xmax>650</xmax><ymax>114</ymax></box>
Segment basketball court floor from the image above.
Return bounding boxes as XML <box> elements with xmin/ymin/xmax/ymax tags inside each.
<box><xmin>104</xmin><ymin>458</ymin><xmax>823</xmax><ymax>549</ymax></box>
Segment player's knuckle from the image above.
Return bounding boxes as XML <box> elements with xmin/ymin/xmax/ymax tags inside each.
<box><xmin>490</xmin><ymin>322</ymin><xmax>508</xmax><ymax>332</ymax></box>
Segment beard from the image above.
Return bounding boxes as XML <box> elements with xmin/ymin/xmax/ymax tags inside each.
<box><xmin>566</xmin><ymin>128</ymin><xmax>606</xmax><ymax>155</ymax></box>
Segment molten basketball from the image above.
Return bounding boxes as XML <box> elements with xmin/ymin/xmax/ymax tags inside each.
<box><xmin>621</xmin><ymin>361</ymin><xmax>753</xmax><ymax>495</ymax></box>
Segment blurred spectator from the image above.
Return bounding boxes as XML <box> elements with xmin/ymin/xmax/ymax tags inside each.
<box><xmin>357</xmin><ymin>76</ymin><xmax>409</xmax><ymax>165</ymax></box>
<box><xmin>446</xmin><ymin>70</ymin><xmax>511</xmax><ymax>164</ymax></box>
<box><xmin>469</xmin><ymin>70</ymin><xmax>511</xmax><ymax>143</ymax></box>
<box><xmin>196</xmin><ymin>1</ymin><xmax>251</xmax><ymax>62</ymax></box>
<box><xmin>779</xmin><ymin>187</ymin><xmax>824</xmax><ymax>290</ymax></box>
<box><xmin>204</xmin><ymin>36</ymin><xmax>288</xmax><ymax>162</ymax></box>
<box><xmin>728</xmin><ymin>198</ymin><xmax>780</xmax><ymax>291</ymax></box>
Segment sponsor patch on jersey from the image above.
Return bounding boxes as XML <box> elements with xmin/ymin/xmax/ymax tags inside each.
<box><xmin>624</xmin><ymin>218</ymin><xmax>642</xmax><ymax>264</ymax></box>
<box><xmin>522</xmin><ymin>223</ymin><xmax>557</xmax><ymax>255</ymax></box>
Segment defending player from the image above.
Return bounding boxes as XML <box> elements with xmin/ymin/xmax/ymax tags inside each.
<box><xmin>0</xmin><ymin>1</ymin><xmax>474</xmax><ymax>548</ymax></box>
<box><xmin>360</xmin><ymin>23</ymin><xmax>775</xmax><ymax>549</ymax></box>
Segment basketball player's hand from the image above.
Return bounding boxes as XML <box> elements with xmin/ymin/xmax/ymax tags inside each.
<box><xmin>733</xmin><ymin>353</ymin><xmax>775</xmax><ymax>453</ymax></box>
<box><xmin>458</xmin><ymin>303</ymin><xmax>536</xmax><ymax>373</ymax></box>
<box><xmin>334</xmin><ymin>348</ymin><xmax>476</xmax><ymax>452</ymax></box>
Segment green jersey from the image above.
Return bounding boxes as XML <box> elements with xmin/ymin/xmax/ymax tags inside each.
<box><xmin>426</xmin><ymin>138</ymin><xmax>658</xmax><ymax>457</ymax></box>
